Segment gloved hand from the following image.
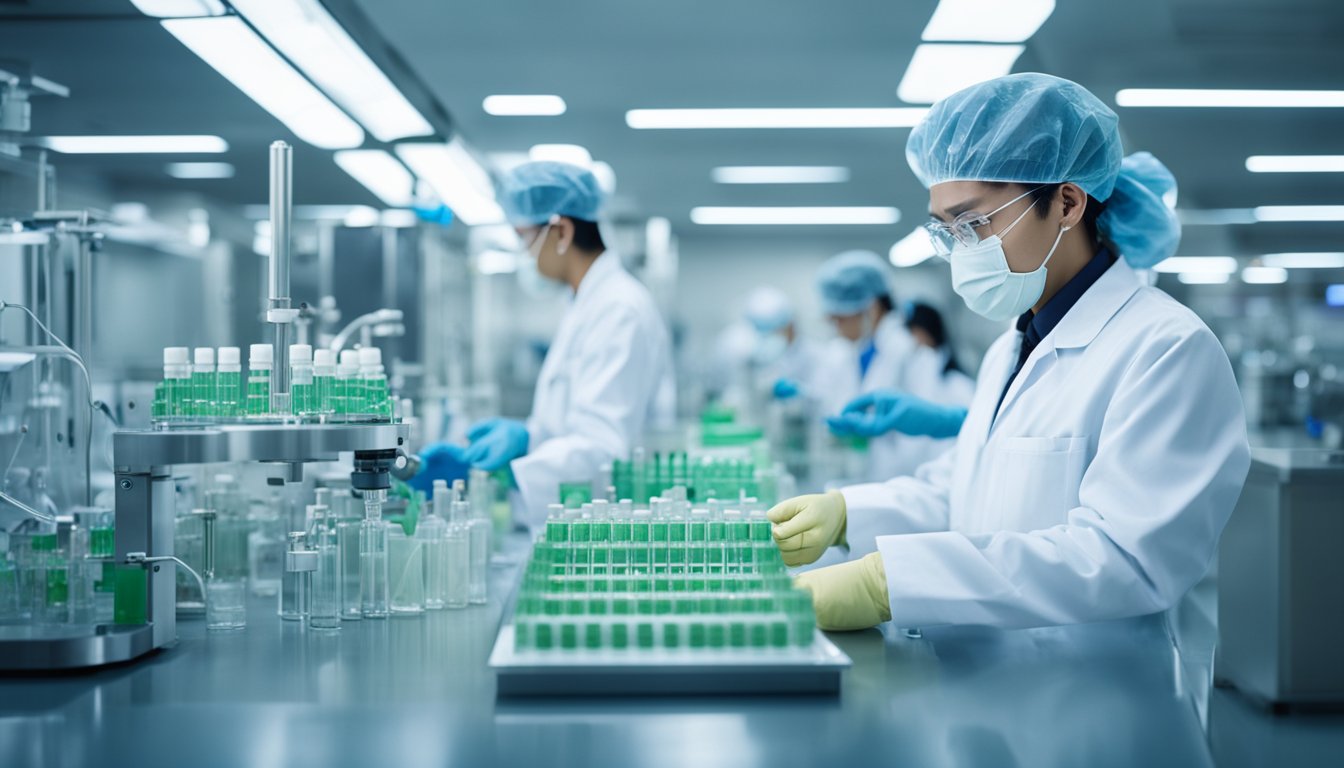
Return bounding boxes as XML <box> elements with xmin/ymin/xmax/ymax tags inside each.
<box><xmin>767</xmin><ymin>491</ymin><xmax>847</xmax><ymax>567</ymax></box>
<box><xmin>795</xmin><ymin>552</ymin><xmax>892</xmax><ymax>631</ymax></box>
<box><xmin>407</xmin><ymin>442</ymin><xmax>470</xmax><ymax>494</ymax></box>
<box><xmin>826</xmin><ymin>390</ymin><xmax>968</xmax><ymax>439</ymax></box>
<box><xmin>463</xmin><ymin>418</ymin><xmax>530</xmax><ymax>470</ymax></box>
<box><xmin>772</xmin><ymin>378</ymin><xmax>801</xmax><ymax>400</ymax></box>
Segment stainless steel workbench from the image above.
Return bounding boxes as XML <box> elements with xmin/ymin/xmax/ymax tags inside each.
<box><xmin>2</xmin><ymin>533</ymin><xmax>1340</xmax><ymax>768</ymax></box>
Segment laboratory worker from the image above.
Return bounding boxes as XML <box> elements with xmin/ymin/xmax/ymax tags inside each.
<box><xmin>414</xmin><ymin>161</ymin><xmax>675</xmax><ymax>524</ymax></box>
<box><xmin>812</xmin><ymin>251</ymin><xmax>969</xmax><ymax>480</ymax></box>
<box><xmin>718</xmin><ymin>286</ymin><xmax>820</xmax><ymax>406</ymax></box>
<box><xmin>769</xmin><ymin>73</ymin><xmax>1251</xmax><ymax>632</ymax></box>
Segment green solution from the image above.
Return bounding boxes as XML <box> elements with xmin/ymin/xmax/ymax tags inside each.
<box><xmin>192</xmin><ymin>347</ymin><xmax>217</xmax><ymax>418</ymax></box>
<box><xmin>358</xmin><ymin>346</ymin><xmax>391</xmax><ymax>420</ymax></box>
<box><xmin>336</xmin><ymin>350</ymin><xmax>361</xmax><ymax>417</ymax></box>
<box><xmin>289</xmin><ymin>343</ymin><xmax>315</xmax><ymax>416</ymax></box>
<box><xmin>216</xmin><ymin>346</ymin><xmax>242</xmax><ymax>419</ymax></box>
<box><xmin>313</xmin><ymin>348</ymin><xmax>336</xmax><ymax>416</ymax></box>
<box><xmin>163</xmin><ymin>347</ymin><xmax>191</xmax><ymax>420</ymax></box>
<box><xmin>246</xmin><ymin>343</ymin><xmax>272</xmax><ymax>417</ymax></box>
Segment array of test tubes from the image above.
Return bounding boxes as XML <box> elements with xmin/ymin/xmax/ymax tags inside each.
<box><xmin>609</xmin><ymin>452</ymin><xmax>770</xmax><ymax>508</ymax></box>
<box><xmin>512</xmin><ymin>497</ymin><xmax>816</xmax><ymax>652</ymax></box>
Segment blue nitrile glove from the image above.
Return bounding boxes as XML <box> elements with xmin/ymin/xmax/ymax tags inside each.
<box><xmin>463</xmin><ymin>418</ymin><xmax>530</xmax><ymax>470</ymax></box>
<box><xmin>773</xmin><ymin>378</ymin><xmax>801</xmax><ymax>400</ymax></box>
<box><xmin>826</xmin><ymin>390</ymin><xmax>968</xmax><ymax>439</ymax></box>
<box><xmin>407</xmin><ymin>442</ymin><xmax>470</xmax><ymax>494</ymax></box>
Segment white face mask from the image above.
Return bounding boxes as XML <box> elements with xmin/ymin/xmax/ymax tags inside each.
<box><xmin>950</xmin><ymin>198</ymin><xmax>1070</xmax><ymax>322</ymax></box>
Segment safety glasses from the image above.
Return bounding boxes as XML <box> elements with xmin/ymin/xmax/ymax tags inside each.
<box><xmin>923</xmin><ymin>185</ymin><xmax>1046</xmax><ymax>259</ymax></box>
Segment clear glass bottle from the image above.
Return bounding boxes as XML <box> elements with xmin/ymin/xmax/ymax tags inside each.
<box><xmin>290</xmin><ymin>343</ymin><xmax>315</xmax><ymax>417</ymax></box>
<box><xmin>216</xmin><ymin>346</ymin><xmax>243</xmax><ymax>419</ymax></box>
<box><xmin>192</xmin><ymin>347</ymin><xmax>217</xmax><ymax>419</ymax></box>
<box><xmin>359</xmin><ymin>489</ymin><xmax>389</xmax><ymax>618</ymax></box>
<box><xmin>419</xmin><ymin>480</ymin><xmax>450</xmax><ymax>610</ymax></box>
<box><xmin>358</xmin><ymin>346</ymin><xmax>391</xmax><ymax>420</ymax></box>
<box><xmin>388</xmin><ymin>526</ymin><xmax>424</xmax><ymax>616</ymax></box>
<box><xmin>203</xmin><ymin>509</ymin><xmax>246</xmax><ymax>631</ymax></box>
<box><xmin>313</xmin><ymin>348</ymin><xmax>336</xmax><ymax>417</ymax></box>
<box><xmin>337</xmin><ymin>513</ymin><xmax>363</xmax><ymax>620</ymax></box>
<box><xmin>309</xmin><ymin>507</ymin><xmax>341</xmax><ymax>630</ymax></box>
<box><xmin>163</xmin><ymin>346</ymin><xmax>191</xmax><ymax>420</ymax></box>
<box><xmin>336</xmin><ymin>350</ymin><xmax>361</xmax><ymax>418</ymax></box>
<box><xmin>85</xmin><ymin>506</ymin><xmax>116</xmax><ymax>623</ymax></box>
<box><xmin>248</xmin><ymin>491</ymin><xmax>286</xmax><ymax>597</ymax></box>
<box><xmin>247</xmin><ymin>343</ymin><xmax>272</xmax><ymax>417</ymax></box>
<box><xmin>279</xmin><ymin>530</ymin><xmax>312</xmax><ymax>621</ymax></box>
<box><xmin>467</xmin><ymin>477</ymin><xmax>489</xmax><ymax>605</ymax></box>
<box><xmin>31</xmin><ymin>521</ymin><xmax>67</xmax><ymax>624</ymax></box>
<box><xmin>445</xmin><ymin>490</ymin><xmax>469</xmax><ymax>610</ymax></box>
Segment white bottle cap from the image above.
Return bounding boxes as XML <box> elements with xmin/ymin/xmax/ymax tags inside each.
<box><xmin>164</xmin><ymin>347</ymin><xmax>189</xmax><ymax>365</ymax></box>
<box><xmin>339</xmin><ymin>350</ymin><xmax>359</xmax><ymax>367</ymax></box>
<box><xmin>193</xmin><ymin>347</ymin><xmax>215</xmax><ymax>366</ymax></box>
<box><xmin>250</xmin><ymin>343</ymin><xmax>273</xmax><ymax>365</ymax></box>
<box><xmin>358</xmin><ymin>347</ymin><xmax>382</xmax><ymax>366</ymax></box>
<box><xmin>313</xmin><ymin>348</ymin><xmax>335</xmax><ymax>367</ymax></box>
<box><xmin>289</xmin><ymin>344</ymin><xmax>313</xmax><ymax>363</ymax></box>
<box><xmin>217</xmin><ymin>346</ymin><xmax>241</xmax><ymax>365</ymax></box>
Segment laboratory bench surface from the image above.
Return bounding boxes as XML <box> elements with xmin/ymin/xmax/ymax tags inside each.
<box><xmin>2</xmin><ymin>535</ymin><xmax>1341</xmax><ymax>768</ymax></box>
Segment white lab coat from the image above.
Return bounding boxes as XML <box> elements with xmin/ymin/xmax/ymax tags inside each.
<box><xmin>841</xmin><ymin>259</ymin><xmax>1251</xmax><ymax>629</ymax></box>
<box><xmin>510</xmin><ymin>252</ymin><xmax>675</xmax><ymax>524</ymax></box>
<box><xmin>819</xmin><ymin>315</ymin><xmax>972</xmax><ymax>480</ymax></box>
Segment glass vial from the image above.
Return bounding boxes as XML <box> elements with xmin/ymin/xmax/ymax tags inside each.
<box><xmin>359</xmin><ymin>489</ymin><xmax>389</xmax><ymax>618</ymax></box>
<box><xmin>279</xmin><ymin>531</ymin><xmax>313</xmax><ymax>621</ymax></box>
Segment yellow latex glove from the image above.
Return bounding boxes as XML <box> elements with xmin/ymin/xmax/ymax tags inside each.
<box><xmin>794</xmin><ymin>552</ymin><xmax>892</xmax><ymax>631</ymax></box>
<box><xmin>768</xmin><ymin>491</ymin><xmax>847</xmax><ymax>567</ymax></box>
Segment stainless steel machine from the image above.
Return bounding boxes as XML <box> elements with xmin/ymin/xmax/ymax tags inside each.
<box><xmin>1215</xmin><ymin>448</ymin><xmax>1344</xmax><ymax>708</ymax></box>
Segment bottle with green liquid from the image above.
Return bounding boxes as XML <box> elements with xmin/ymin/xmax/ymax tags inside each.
<box><xmin>247</xmin><ymin>343</ymin><xmax>272</xmax><ymax>417</ymax></box>
<box><xmin>162</xmin><ymin>347</ymin><xmax>191</xmax><ymax>420</ymax></box>
<box><xmin>358</xmin><ymin>346</ymin><xmax>391</xmax><ymax>420</ymax></box>
<box><xmin>216</xmin><ymin>346</ymin><xmax>242</xmax><ymax>419</ymax></box>
<box><xmin>289</xmin><ymin>343</ymin><xmax>315</xmax><ymax>417</ymax></box>
<box><xmin>192</xmin><ymin>347</ymin><xmax>217</xmax><ymax>419</ymax></box>
<box><xmin>313</xmin><ymin>348</ymin><xmax>336</xmax><ymax>416</ymax></box>
<box><xmin>336</xmin><ymin>349</ymin><xmax>361</xmax><ymax>418</ymax></box>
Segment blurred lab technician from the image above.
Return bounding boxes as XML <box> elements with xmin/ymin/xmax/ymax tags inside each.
<box><xmin>769</xmin><ymin>74</ymin><xmax>1251</xmax><ymax>633</ymax></box>
<box><xmin>714</xmin><ymin>286</ymin><xmax>820</xmax><ymax>411</ymax></box>
<box><xmin>809</xmin><ymin>251</ymin><xmax>971</xmax><ymax>480</ymax></box>
<box><xmin>412</xmin><ymin>161</ymin><xmax>675</xmax><ymax>523</ymax></box>
<box><xmin>825</xmin><ymin>301</ymin><xmax>977</xmax><ymax>445</ymax></box>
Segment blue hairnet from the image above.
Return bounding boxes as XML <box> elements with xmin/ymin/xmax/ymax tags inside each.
<box><xmin>906</xmin><ymin>73</ymin><xmax>1181</xmax><ymax>268</ymax></box>
<box><xmin>500</xmin><ymin>160</ymin><xmax>605</xmax><ymax>226</ymax></box>
<box><xmin>816</xmin><ymin>250</ymin><xmax>891</xmax><ymax>316</ymax></box>
<box><xmin>744</xmin><ymin>287</ymin><xmax>794</xmax><ymax>333</ymax></box>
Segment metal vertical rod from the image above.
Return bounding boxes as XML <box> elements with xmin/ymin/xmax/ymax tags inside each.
<box><xmin>268</xmin><ymin>141</ymin><xmax>293</xmax><ymax>414</ymax></box>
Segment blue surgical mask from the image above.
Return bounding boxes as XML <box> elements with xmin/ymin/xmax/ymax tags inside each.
<box><xmin>950</xmin><ymin>202</ymin><xmax>1071</xmax><ymax>322</ymax></box>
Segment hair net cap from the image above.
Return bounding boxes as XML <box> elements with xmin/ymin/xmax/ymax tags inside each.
<box><xmin>744</xmin><ymin>287</ymin><xmax>794</xmax><ymax>333</ymax></box>
<box><xmin>906</xmin><ymin>72</ymin><xmax>1181</xmax><ymax>268</ymax></box>
<box><xmin>500</xmin><ymin>160</ymin><xmax>606</xmax><ymax>226</ymax></box>
<box><xmin>816</xmin><ymin>250</ymin><xmax>891</xmax><ymax>316</ymax></box>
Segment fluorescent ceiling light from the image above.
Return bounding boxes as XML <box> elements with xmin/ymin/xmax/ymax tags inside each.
<box><xmin>42</xmin><ymin>135</ymin><xmax>228</xmax><ymax>153</ymax></box>
<box><xmin>529</xmin><ymin>144</ymin><xmax>593</xmax><ymax>166</ymax></box>
<box><xmin>889</xmin><ymin>227</ymin><xmax>937</xmax><ymax>267</ymax></box>
<box><xmin>166</xmin><ymin>161</ymin><xmax>234</xmax><ymax>178</ymax></box>
<box><xmin>161</xmin><ymin>17</ymin><xmax>364</xmax><ymax>149</ymax></box>
<box><xmin>1115</xmin><ymin>89</ymin><xmax>1344</xmax><ymax>108</ymax></box>
<box><xmin>1246</xmin><ymin>155</ymin><xmax>1344</xmax><ymax>173</ymax></box>
<box><xmin>334</xmin><ymin>150</ymin><xmax>415</xmax><ymax>207</ymax></box>
<box><xmin>1153</xmin><ymin>256</ymin><xmax>1238</xmax><ymax>274</ymax></box>
<box><xmin>128</xmin><ymin>0</ymin><xmax>225</xmax><ymax>16</ymax></box>
<box><xmin>1177</xmin><ymin>208</ymin><xmax>1257</xmax><ymax>226</ymax></box>
<box><xmin>1260</xmin><ymin>252</ymin><xmax>1344</xmax><ymax>269</ymax></box>
<box><xmin>712</xmin><ymin>166</ymin><xmax>850</xmax><ymax>184</ymax></box>
<box><xmin>898</xmin><ymin>44</ymin><xmax>1024</xmax><ymax>104</ymax></box>
<box><xmin>1254</xmin><ymin>205</ymin><xmax>1344</xmax><ymax>222</ymax></box>
<box><xmin>591</xmin><ymin>161</ymin><xmax>616</xmax><ymax>195</ymax></box>
<box><xmin>1177</xmin><ymin>272</ymin><xmax>1230</xmax><ymax>285</ymax></box>
<box><xmin>228</xmin><ymin>0</ymin><xmax>431</xmax><ymax>142</ymax></box>
<box><xmin>626</xmin><ymin>108</ymin><xmax>928</xmax><ymax>129</ymax></box>
<box><xmin>396</xmin><ymin>140</ymin><xmax>505</xmax><ymax>226</ymax></box>
<box><xmin>1242</xmin><ymin>266</ymin><xmax>1289</xmax><ymax>284</ymax></box>
<box><xmin>922</xmin><ymin>0</ymin><xmax>1055</xmax><ymax>43</ymax></box>
<box><xmin>690</xmin><ymin>207</ymin><xmax>900</xmax><ymax>226</ymax></box>
<box><xmin>380</xmin><ymin>209</ymin><xmax>418</xmax><ymax>228</ymax></box>
<box><xmin>483</xmin><ymin>95</ymin><xmax>566</xmax><ymax>116</ymax></box>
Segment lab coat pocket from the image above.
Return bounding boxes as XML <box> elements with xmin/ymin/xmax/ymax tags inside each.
<box><xmin>983</xmin><ymin>435</ymin><xmax>1090</xmax><ymax>533</ymax></box>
